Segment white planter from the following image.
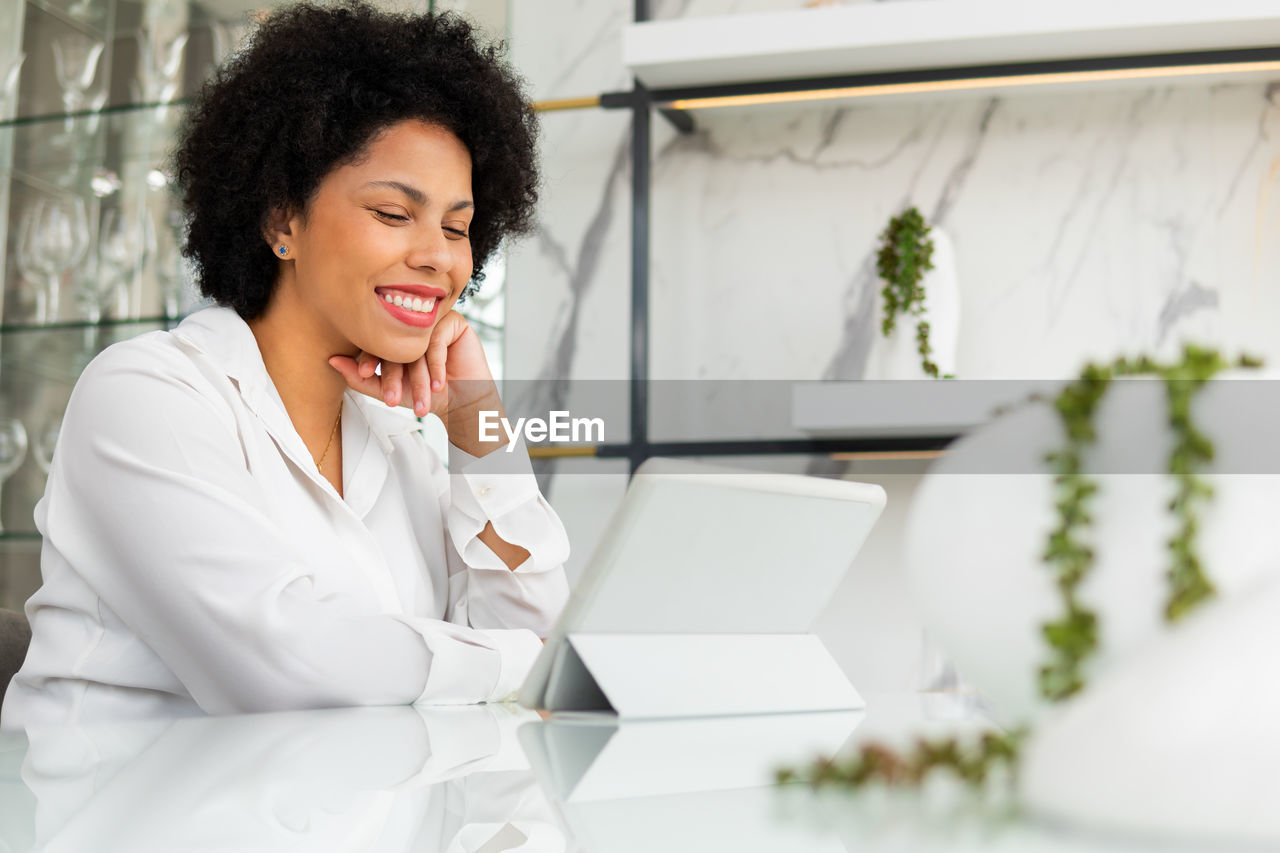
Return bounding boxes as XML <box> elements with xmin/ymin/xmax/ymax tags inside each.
<box><xmin>903</xmin><ymin>372</ymin><xmax>1280</xmax><ymax>723</ymax></box>
<box><xmin>1020</xmin><ymin>571</ymin><xmax>1280</xmax><ymax>843</ymax></box>
<box><xmin>866</xmin><ymin>227</ymin><xmax>960</xmax><ymax>381</ymax></box>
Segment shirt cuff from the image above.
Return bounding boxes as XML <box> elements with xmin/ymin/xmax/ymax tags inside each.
<box><xmin>448</xmin><ymin>436</ymin><xmax>540</xmax><ymax>521</ymax></box>
<box><xmin>446</xmin><ymin>436</ymin><xmax>570</xmax><ymax>575</ymax></box>
<box><xmin>477</xmin><ymin>628</ymin><xmax>545</xmax><ymax>703</ymax></box>
<box><xmin>399</xmin><ymin>620</ymin><xmax>544</xmax><ymax>705</ymax></box>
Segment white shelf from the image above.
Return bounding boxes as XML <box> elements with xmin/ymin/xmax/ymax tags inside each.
<box><xmin>625</xmin><ymin>0</ymin><xmax>1280</xmax><ymax>90</ymax></box>
<box><xmin>791</xmin><ymin>380</ymin><xmax>1061</xmax><ymax>438</ymax></box>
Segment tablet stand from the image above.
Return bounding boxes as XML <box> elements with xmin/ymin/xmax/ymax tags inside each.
<box><xmin>543</xmin><ymin>633</ymin><xmax>864</xmax><ymax>717</ymax></box>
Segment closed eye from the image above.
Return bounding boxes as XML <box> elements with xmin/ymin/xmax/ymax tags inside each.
<box><xmin>444</xmin><ymin>227</ymin><xmax>470</xmax><ymax>239</ymax></box>
<box><xmin>370</xmin><ymin>208</ymin><xmax>409</xmax><ymax>223</ymax></box>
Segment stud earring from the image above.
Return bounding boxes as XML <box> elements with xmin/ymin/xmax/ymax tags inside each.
<box><xmin>277</xmin><ymin>245</ymin><xmax>288</xmax><ymax>256</ymax></box>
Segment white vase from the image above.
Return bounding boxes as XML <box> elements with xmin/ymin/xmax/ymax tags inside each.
<box><xmin>1020</xmin><ymin>571</ymin><xmax>1280</xmax><ymax>843</ymax></box>
<box><xmin>902</xmin><ymin>372</ymin><xmax>1280</xmax><ymax>723</ymax></box>
<box><xmin>866</xmin><ymin>227</ymin><xmax>960</xmax><ymax>380</ymax></box>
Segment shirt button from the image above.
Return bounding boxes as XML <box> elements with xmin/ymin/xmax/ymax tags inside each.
<box><xmin>476</xmin><ymin>485</ymin><xmax>493</xmax><ymax>499</ymax></box>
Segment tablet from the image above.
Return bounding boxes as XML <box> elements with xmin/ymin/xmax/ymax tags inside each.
<box><xmin>518</xmin><ymin>457</ymin><xmax>886</xmax><ymax>714</ymax></box>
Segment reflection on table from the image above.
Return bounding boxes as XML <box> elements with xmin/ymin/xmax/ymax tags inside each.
<box><xmin>525</xmin><ymin>693</ymin><xmax>1239</xmax><ymax>853</ymax></box>
<box><xmin>521</xmin><ymin>707</ymin><xmax>864</xmax><ymax>853</ymax></box>
<box><xmin>0</xmin><ymin>693</ymin><xmax>1242</xmax><ymax>852</ymax></box>
<box><xmin>0</xmin><ymin>703</ymin><xmax>563</xmax><ymax>852</ymax></box>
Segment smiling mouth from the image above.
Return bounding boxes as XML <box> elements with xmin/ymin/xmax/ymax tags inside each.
<box><xmin>380</xmin><ymin>292</ymin><xmax>437</xmax><ymax>315</ymax></box>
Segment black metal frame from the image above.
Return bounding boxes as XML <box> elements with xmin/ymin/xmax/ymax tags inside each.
<box><xmin>627</xmin><ymin>77</ymin><xmax>651</xmax><ymax>475</ymax></box>
<box><xmin>642</xmin><ymin>46</ymin><xmax>1280</xmax><ymax>113</ymax></box>
<box><xmin>609</xmin><ymin>12</ymin><xmax>1278</xmax><ymax>473</ymax></box>
<box><xmin>595</xmin><ymin>435</ymin><xmax>951</xmax><ymax>461</ymax></box>
<box><xmin>626</xmin><ymin>0</ymin><xmax>651</xmax><ymax>475</ymax></box>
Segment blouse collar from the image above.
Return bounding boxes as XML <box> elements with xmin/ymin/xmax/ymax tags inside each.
<box><xmin>170</xmin><ymin>306</ymin><xmax>427</xmax><ymax>451</ymax></box>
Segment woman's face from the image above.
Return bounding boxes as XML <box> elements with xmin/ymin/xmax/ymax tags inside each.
<box><xmin>275</xmin><ymin>119</ymin><xmax>475</xmax><ymax>363</ymax></box>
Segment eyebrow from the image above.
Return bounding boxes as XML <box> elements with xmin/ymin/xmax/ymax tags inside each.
<box><xmin>362</xmin><ymin>180</ymin><xmax>473</xmax><ymax>212</ymax></box>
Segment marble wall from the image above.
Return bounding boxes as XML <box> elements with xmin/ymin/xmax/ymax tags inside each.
<box><xmin>648</xmin><ymin>84</ymin><xmax>1280</xmax><ymax>382</ymax></box>
<box><xmin>504</xmin><ymin>0</ymin><xmax>1280</xmax><ymax>690</ymax></box>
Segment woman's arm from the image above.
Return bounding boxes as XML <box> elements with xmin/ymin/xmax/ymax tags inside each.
<box><xmin>442</xmin><ymin>391</ymin><xmax>533</xmax><ymax>571</ymax></box>
<box><xmin>435</xmin><ymin>432</ymin><xmax>570</xmax><ymax>639</ymax></box>
<box><xmin>329</xmin><ymin>311</ymin><xmax>565</xmax><ymax>574</ymax></box>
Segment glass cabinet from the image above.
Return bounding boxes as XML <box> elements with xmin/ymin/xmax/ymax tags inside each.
<box><xmin>0</xmin><ymin>0</ymin><xmax>233</xmax><ymax>609</ymax></box>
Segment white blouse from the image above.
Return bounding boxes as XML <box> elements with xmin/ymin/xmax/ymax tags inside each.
<box><xmin>1</xmin><ymin>307</ymin><xmax>569</xmax><ymax>729</ymax></box>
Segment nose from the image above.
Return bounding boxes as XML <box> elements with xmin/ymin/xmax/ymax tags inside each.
<box><xmin>405</xmin><ymin>224</ymin><xmax>454</xmax><ymax>276</ymax></box>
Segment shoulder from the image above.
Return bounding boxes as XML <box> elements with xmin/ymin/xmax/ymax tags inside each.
<box><xmin>80</xmin><ymin>328</ymin><xmax>190</xmax><ymax>379</ymax></box>
<box><xmin>67</xmin><ymin>319</ymin><xmax>243</xmax><ymax>439</ymax></box>
<box><xmin>74</xmin><ymin>328</ymin><xmax>218</xmax><ymax>406</ymax></box>
<box><xmin>77</xmin><ymin>306</ymin><xmax>254</xmax><ymax>400</ymax></box>
<box><xmin>56</xmin><ymin>318</ymin><xmax>256</xmax><ymax>477</ymax></box>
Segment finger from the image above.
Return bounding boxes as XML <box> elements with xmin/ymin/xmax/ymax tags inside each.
<box><xmin>357</xmin><ymin>351</ymin><xmax>379</xmax><ymax>379</ymax></box>
<box><xmin>407</xmin><ymin>357</ymin><xmax>430</xmax><ymax>418</ymax></box>
<box><xmin>426</xmin><ymin>331</ymin><xmax>448</xmax><ymax>395</ymax></box>
<box><xmin>328</xmin><ymin>355</ymin><xmax>383</xmax><ymax>398</ymax></box>
<box><xmin>380</xmin><ymin>361</ymin><xmax>404</xmax><ymax>406</ymax></box>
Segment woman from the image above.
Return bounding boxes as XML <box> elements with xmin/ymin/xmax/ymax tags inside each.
<box><xmin>1</xmin><ymin>2</ymin><xmax>568</xmax><ymax>727</ymax></box>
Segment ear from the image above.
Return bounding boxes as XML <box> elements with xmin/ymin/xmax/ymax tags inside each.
<box><xmin>262</xmin><ymin>205</ymin><xmax>300</xmax><ymax>252</ymax></box>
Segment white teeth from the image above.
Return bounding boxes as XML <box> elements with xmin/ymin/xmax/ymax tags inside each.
<box><xmin>381</xmin><ymin>292</ymin><xmax>437</xmax><ymax>314</ymax></box>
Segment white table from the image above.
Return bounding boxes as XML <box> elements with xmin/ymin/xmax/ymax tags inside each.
<box><xmin>0</xmin><ymin>693</ymin><xmax>1223</xmax><ymax>852</ymax></box>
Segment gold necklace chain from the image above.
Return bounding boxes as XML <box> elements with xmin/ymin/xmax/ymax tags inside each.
<box><xmin>315</xmin><ymin>401</ymin><xmax>342</xmax><ymax>473</ymax></box>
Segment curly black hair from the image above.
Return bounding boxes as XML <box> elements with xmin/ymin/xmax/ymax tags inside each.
<box><xmin>173</xmin><ymin>1</ymin><xmax>539</xmax><ymax>320</ymax></box>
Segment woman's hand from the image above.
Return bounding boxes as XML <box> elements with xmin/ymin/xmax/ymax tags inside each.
<box><xmin>327</xmin><ymin>310</ymin><xmax>499</xmax><ymax>423</ymax></box>
<box><xmin>332</xmin><ymin>310</ymin><xmax>529</xmax><ymax>563</ymax></box>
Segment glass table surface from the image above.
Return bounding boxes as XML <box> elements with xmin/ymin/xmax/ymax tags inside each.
<box><xmin>0</xmin><ymin>692</ymin><xmax>1226</xmax><ymax>852</ymax></box>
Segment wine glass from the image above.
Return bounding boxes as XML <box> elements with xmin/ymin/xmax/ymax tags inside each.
<box><xmin>0</xmin><ymin>419</ymin><xmax>29</xmax><ymax>534</ymax></box>
<box><xmin>94</xmin><ymin>206</ymin><xmax>154</xmax><ymax>321</ymax></box>
<box><xmin>51</xmin><ymin>33</ymin><xmax>104</xmax><ymax>124</ymax></box>
<box><xmin>16</xmin><ymin>198</ymin><xmax>91</xmax><ymax>324</ymax></box>
<box><xmin>34</xmin><ymin>416</ymin><xmax>61</xmax><ymax>476</ymax></box>
<box><xmin>133</xmin><ymin>28</ymin><xmax>188</xmax><ymax>104</ymax></box>
<box><xmin>15</xmin><ymin>203</ymin><xmax>57</xmax><ymax>322</ymax></box>
<box><xmin>81</xmin><ymin>207</ymin><xmax>122</xmax><ymax>323</ymax></box>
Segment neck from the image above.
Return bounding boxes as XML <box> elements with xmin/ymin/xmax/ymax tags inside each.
<box><xmin>248</xmin><ymin>275</ymin><xmax>350</xmax><ymax>444</ymax></box>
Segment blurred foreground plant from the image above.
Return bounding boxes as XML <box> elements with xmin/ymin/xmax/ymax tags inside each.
<box><xmin>1039</xmin><ymin>345</ymin><xmax>1261</xmax><ymax>701</ymax></box>
<box><xmin>780</xmin><ymin>344</ymin><xmax>1261</xmax><ymax>791</ymax></box>
<box><xmin>778</xmin><ymin>729</ymin><xmax>1025</xmax><ymax>789</ymax></box>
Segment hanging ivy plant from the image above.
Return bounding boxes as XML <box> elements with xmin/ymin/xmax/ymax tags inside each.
<box><xmin>877</xmin><ymin>207</ymin><xmax>950</xmax><ymax>379</ymax></box>
<box><xmin>1038</xmin><ymin>362</ymin><xmax>1113</xmax><ymax>701</ymax></box>
<box><xmin>1040</xmin><ymin>345</ymin><xmax>1261</xmax><ymax>700</ymax></box>
<box><xmin>780</xmin><ymin>344</ymin><xmax>1262</xmax><ymax>790</ymax></box>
